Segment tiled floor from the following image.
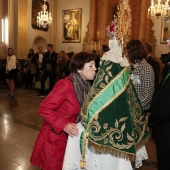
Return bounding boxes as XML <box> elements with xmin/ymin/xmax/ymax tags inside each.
<box><xmin>0</xmin><ymin>87</ymin><xmax>158</xmax><ymax>170</ymax></box>
<box><xmin>0</xmin><ymin>87</ymin><xmax>43</xmax><ymax>170</ymax></box>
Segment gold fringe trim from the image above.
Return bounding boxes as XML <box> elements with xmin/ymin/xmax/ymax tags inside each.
<box><xmin>80</xmin><ymin>159</ymin><xmax>86</xmax><ymax>169</ymax></box>
<box><xmin>87</xmin><ymin>137</ymin><xmax>148</xmax><ymax>161</ymax></box>
<box><xmin>80</xmin><ymin>133</ymin><xmax>87</xmax><ymax>169</ymax></box>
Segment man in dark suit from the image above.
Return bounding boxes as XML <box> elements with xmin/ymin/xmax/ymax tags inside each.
<box><xmin>147</xmin><ymin>70</ymin><xmax>170</xmax><ymax>170</ymax></box>
<box><xmin>145</xmin><ymin>42</ymin><xmax>160</xmax><ymax>90</ymax></box>
<box><xmin>38</xmin><ymin>44</ymin><xmax>58</xmax><ymax>97</ymax></box>
<box><xmin>32</xmin><ymin>46</ymin><xmax>43</xmax><ymax>82</ymax></box>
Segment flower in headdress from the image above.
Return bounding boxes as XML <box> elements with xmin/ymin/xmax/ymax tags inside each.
<box><xmin>109</xmin><ymin>22</ymin><xmax>114</xmax><ymax>33</ymax></box>
<box><xmin>106</xmin><ymin>21</ymin><xmax>117</xmax><ymax>40</ymax></box>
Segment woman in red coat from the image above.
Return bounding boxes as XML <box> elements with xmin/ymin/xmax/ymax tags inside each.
<box><xmin>30</xmin><ymin>52</ymin><xmax>96</xmax><ymax>170</ymax></box>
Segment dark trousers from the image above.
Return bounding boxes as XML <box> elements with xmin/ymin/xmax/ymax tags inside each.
<box><xmin>25</xmin><ymin>71</ymin><xmax>33</xmax><ymax>88</ymax></box>
<box><xmin>40</xmin><ymin>70</ymin><xmax>54</xmax><ymax>95</ymax></box>
<box><xmin>156</xmin><ymin>142</ymin><xmax>170</xmax><ymax>170</ymax></box>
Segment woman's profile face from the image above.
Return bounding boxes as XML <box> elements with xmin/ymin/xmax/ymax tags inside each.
<box><xmin>78</xmin><ymin>60</ymin><xmax>96</xmax><ymax>80</ymax></box>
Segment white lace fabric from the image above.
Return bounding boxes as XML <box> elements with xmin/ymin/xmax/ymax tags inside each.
<box><xmin>102</xmin><ymin>39</ymin><xmax>130</xmax><ymax>67</ymax></box>
<box><xmin>62</xmin><ymin>123</ymin><xmax>134</xmax><ymax>170</ymax></box>
<box><xmin>135</xmin><ymin>146</ymin><xmax>148</xmax><ymax>168</ymax></box>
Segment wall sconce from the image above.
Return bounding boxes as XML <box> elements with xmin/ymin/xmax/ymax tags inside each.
<box><xmin>1</xmin><ymin>17</ymin><xmax>8</xmax><ymax>45</ymax></box>
<box><xmin>1</xmin><ymin>18</ymin><xmax>3</xmax><ymax>43</ymax></box>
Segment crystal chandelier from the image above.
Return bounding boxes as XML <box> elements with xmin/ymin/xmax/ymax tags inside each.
<box><xmin>36</xmin><ymin>0</ymin><xmax>52</xmax><ymax>28</ymax></box>
<box><xmin>148</xmin><ymin>0</ymin><xmax>170</xmax><ymax>22</ymax></box>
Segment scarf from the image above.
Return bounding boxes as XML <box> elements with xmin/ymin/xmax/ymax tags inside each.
<box><xmin>71</xmin><ymin>72</ymin><xmax>91</xmax><ymax>122</ymax></box>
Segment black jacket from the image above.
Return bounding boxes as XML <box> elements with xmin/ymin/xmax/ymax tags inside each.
<box><xmin>42</xmin><ymin>51</ymin><xmax>58</xmax><ymax>72</ymax></box>
<box><xmin>32</xmin><ymin>52</ymin><xmax>43</xmax><ymax>68</ymax></box>
<box><xmin>147</xmin><ymin>56</ymin><xmax>160</xmax><ymax>90</ymax></box>
<box><xmin>148</xmin><ymin>71</ymin><xmax>170</xmax><ymax>147</ymax></box>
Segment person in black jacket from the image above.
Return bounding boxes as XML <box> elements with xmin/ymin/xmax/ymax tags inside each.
<box><xmin>38</xmin><ymin>44</ymin><xmax>58</xmax><ymax>97</ymax></box>
<box><xmin>32</xmin><ymin>46</ymin><xmax>43</xmax><ymax>82</ymax></box>
<box><xmin>100</xmin><ymin>45</ymin><xmax>110</xmax><ymax>57</ymax></box>
<box><xmin>144</xmin><ymin>42</ymin><xmax>160</xmax><ymax>90</ymax></box>
<box><xmin>147</xmin><ymin>70</ymin><xmax>170</xmax><ymax>170</ymax></box>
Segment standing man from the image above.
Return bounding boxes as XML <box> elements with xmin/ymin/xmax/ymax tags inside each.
<box><xmin>100</xmin><ymin>45</ymin><xmax>109</xmax><ymax>57</ymax></box>
<box><xmin>147</xmin><ymin>70</ymin><xmax>170</xmax><ymax>170</ymax></box>
<box><xmin>38</xmin><ymin>44</ymin><xmax>57</xmax><ymax>97</ymax></box>
<box><xmin>144</xmin><ymin>42</ymin><xmax>160</xmax><ymax>90</ymax></box>
<box><xmin>32</xmin><ymin>46</ymin><xmax>43</xmax><ymax>82</ymax></box>
<box><xmin>32</xmin><ymin>46</ymin><xmax>43</xmax><ymax>73</ymax></box>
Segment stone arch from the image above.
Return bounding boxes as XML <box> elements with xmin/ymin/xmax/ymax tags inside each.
<box><xmin>32</xmin><ymin>36</ymin><xmax>47</xmax><ymax>52</ymax></box>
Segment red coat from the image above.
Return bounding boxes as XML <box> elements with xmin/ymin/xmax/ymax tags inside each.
<box><xmin>30</xmin><ymin>75</ymin><xmax>80</xmax><ymax>170</ymax></box>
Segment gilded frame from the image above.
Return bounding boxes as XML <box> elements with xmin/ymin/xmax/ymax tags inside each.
<box><xmin>62</xmin><ymin>8</ymin><xmax>82</xmax><ymax>43</ymax></box>
<box><xmin>160</xmin><ymin>18</ymin><xmax>170</xmax><ymax>44</ymax></box>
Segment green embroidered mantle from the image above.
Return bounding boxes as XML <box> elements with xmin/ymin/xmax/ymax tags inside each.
<box><xmin>80</xmin><ymin>60</ymin><xmax>149</xmax><ymax>162</ymax></box>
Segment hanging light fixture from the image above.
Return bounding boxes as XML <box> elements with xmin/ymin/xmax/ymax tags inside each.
<box><xmin>36</xmin><ymin>0</ymin><xmax>52</xmax><ymax>28</ymax></box>
<box><xmin>148</xmin><ymin>0</ymin><xmax>170</xmax><ymax>22</ymax></box>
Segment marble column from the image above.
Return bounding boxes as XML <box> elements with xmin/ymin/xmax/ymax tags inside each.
<box><xmin>139</xmin><ymin>0</ymin><xmax>152</xmax><ymax>42</ymax></box>
<box><xmin>89</xmin><ymin>0</ymin><xmax>97</xmax><ymax>42</ymax></box>
<box><xmin>130</xmin><ymin>0</ymin><xmax>142</xmax><ymax>39</ymax></box>
<box><xmin>8</xmin><ymin>0</ymin><xmax>15</xmax><ymax>48</ymax></box>
<box><xmin>51</xmin><ymin>0</ymin><xmax>57</xmax><ymax>51</ymax></box>
<box><xmin>18</xmin><ymin>0</ymin><xmax>28</xmax><ymax>58</ymax></box>
<box><xmin>99</xmin><ymin>0</ymin><xmax>109</xmax><ymax>42</ymax></box>
<box><xmin>0</xmin><ymin>0</ymin><xmax>6</xmax><ymax>58</ymax></box>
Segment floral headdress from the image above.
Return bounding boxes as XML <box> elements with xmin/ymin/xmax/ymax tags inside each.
<box><xmin>106</xmin><ymin>15</ymin><xmax>118</xmax><ymax>40</ymax></box>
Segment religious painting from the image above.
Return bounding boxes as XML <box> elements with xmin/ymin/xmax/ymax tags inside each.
<box><xmin>62</xmin><ymin>8</ymin><xmax>82</xmax><ymax>43</ymax></box>
<box><xmin>32</xmin><ymin>0</ymin><xmax>49</xmax><ymax>31</ymax></box>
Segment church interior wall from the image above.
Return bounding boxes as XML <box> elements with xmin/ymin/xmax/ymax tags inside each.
<box><xmin>152</xmin><ymin>22</ymin><xmax>170</xmax><ymax>58</ymax></box>
<box><xmin>0</xmin><ymin>0</ymin><xmax>170</xmax><ymax>59</ymax></box>
<box><xmin>26</xmin><ymin>0</ymin><xmax>52</xmax><ymax>56</ymax></box>
<box><xmin>56</xmin><ymin>0</ymin><xmax>90</xmax><ymax>53</ymax></box>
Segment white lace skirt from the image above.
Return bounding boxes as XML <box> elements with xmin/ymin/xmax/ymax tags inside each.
<box><xmin>62</xmin><ymin>123</ymin><xmax>148</xmax><ymax>170</ymax></box>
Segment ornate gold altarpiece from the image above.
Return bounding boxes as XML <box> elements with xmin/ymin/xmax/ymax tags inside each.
<box><xmin>82</xmin><ymin>0</ymin><xmax>156</xmax><ymax>53</ymax></box>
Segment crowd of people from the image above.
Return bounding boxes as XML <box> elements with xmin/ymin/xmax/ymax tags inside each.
<box><xmin>5</xmin><ymin>44</ymin><xmax>76</xmax><ymax>98</ymax></box>
<box><xmin>5</xmin><ymin>38</ymin><xmax>170</xmax><ymax>170</ymax></box>
<box><xmin>4</xmin><ymin>10</ymin><xmax>170</xmax><ymax>169</ymax></box>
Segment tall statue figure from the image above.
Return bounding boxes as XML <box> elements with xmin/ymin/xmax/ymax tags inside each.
<box><xmin>62</xmin><ymin>0</ymin><xmax>149</xmax><ymax>169</ymax></box>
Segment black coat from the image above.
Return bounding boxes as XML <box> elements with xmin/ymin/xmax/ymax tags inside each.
<box><xmin>42</xmin><ymin>51</ymin><xmax>58</xmax><ymax>72</ymax></box>
<box><xmin>147</xmin><ymin>56</ymin><xmax>160</xmax><ymax>90</ymax></box>
<box><xmin>148</xmin><ymin>71</ymin><xmax>170</xmax><ymax>147</ymax></box>
<box><xmin>32</xmin><ymin>53</ymin><xmax>42</xmax><ymax>68</ymax></box>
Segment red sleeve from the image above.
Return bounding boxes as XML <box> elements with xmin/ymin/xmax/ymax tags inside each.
<box><xmin>38</xmin><ymin>79</ymin><xmax>71</xmax><ymax>134</ymax></box>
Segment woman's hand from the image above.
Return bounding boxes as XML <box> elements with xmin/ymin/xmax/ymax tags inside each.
<box><xmin>146</xmin><ymin>112</ymin><xmax>151</xmax><ymax>123</ymax></box>
<box><xmin>63</xmin><ymin>123</ymin><xmax>79</xmax><ymax>137</ymax></box>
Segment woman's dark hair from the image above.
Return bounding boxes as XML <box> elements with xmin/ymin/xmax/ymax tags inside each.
<box><xmin>125</xmin><ymin>40</ymin><xmax>147</xmax><ymax>64</ymax></box>
<box><xmin>47</xmin><ymin>44</ymin><xmax>53</xmax><ymax>48</ymax></box>
<box><xmin>27</xmin><ymin>48</ymin><xmax>34</xmax><ymax>58</ymax></box>
<box><xmin>67</xmin><ymin>51</ymin><xmax>74</xmax><ymax>58</ymax></box>
<box><xmin>30</xmin><ymin>48</ymin><xmax>34</xmax><ymax>53</ymax></box>
<box><xmin>8</xmin><ymin>47</ymin><xmax>13</xmax><ymax>51</ymax></box>
<box><xmin>8</xmin><ymin>47</ymin><xmax>14</xmax><ymax>56</ymax></box>
<box><xmin>69</xmin><ymin>52</ymin><xmax>96</xmax><ymax>73</ymax></box>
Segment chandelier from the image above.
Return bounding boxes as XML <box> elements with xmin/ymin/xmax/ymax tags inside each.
<box><xmin>148</xmin><ymin>0</ymin><xmax>170</xmax><ymax>22</ymax></box>
<box><xmin>36</xmin><ymin>0</ymin><xmax>52</xmax><ymax>28</ymax></box>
